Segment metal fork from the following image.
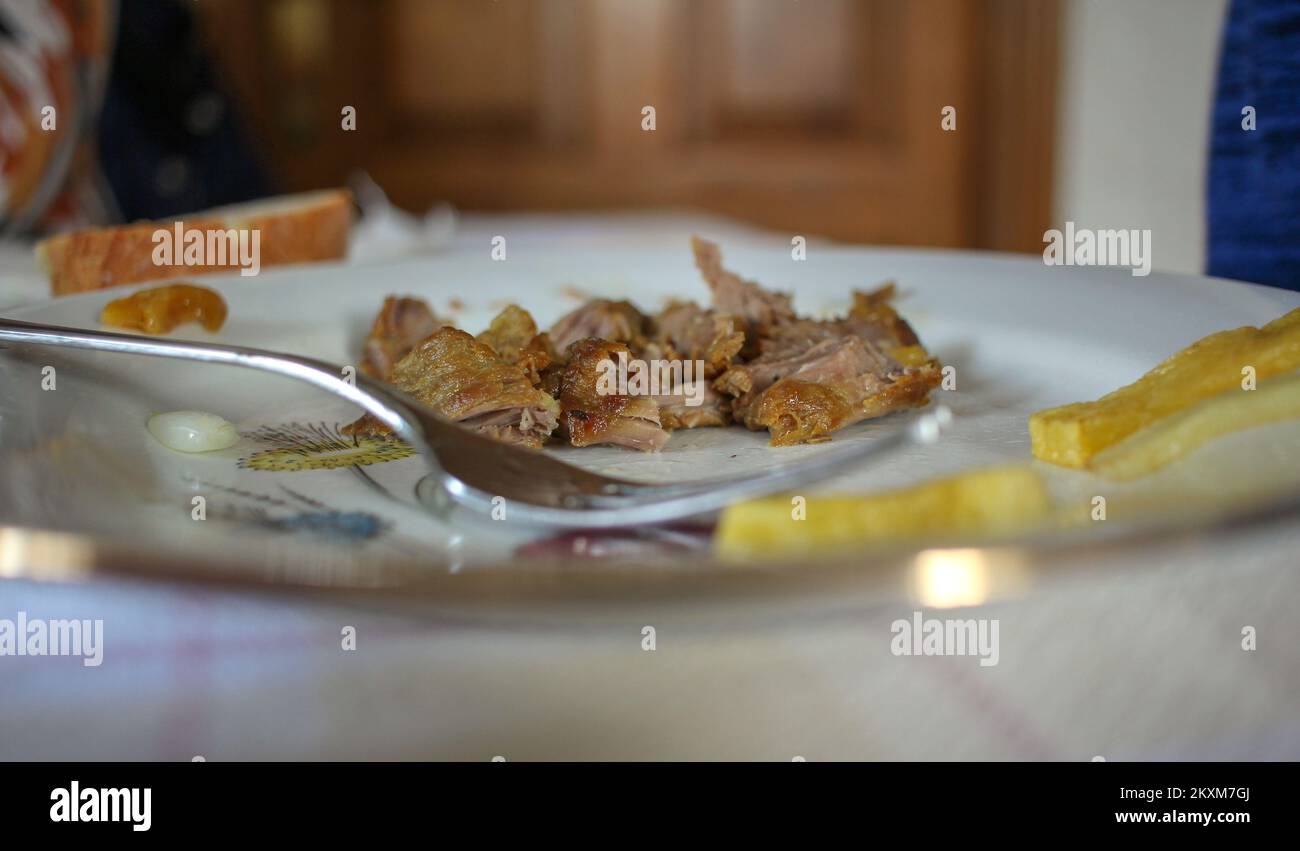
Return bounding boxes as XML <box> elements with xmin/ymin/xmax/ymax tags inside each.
<box><xmin>0</xmin><ymin>317</ymin><xmax>950</xmax><ymax>528</ymax></box>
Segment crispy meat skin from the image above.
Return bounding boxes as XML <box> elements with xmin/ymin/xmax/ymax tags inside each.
<box><xmin>537</xmin><ymin>360</ymin><xmax>565</xmax><ymax>400</ymax></box>
<box><xmin>360</xmin><ymin>296</ymin><xmax>446</xmax><ymax>380</ymax></box>
<box><xmin>346</xmin><ymin>327</ymin><xmax>558</xmax><ymax>449</ymax></box>
<box><xmin>729</xmin><ymin>333</ymin><xmax>940</xmax><ymax>445</ymax></box>
<box><xmin>751</xmin><ymin>366</ymin><xmax>940</xmax><ymax>445</ymax></box>
<box><xmin>716</xmin><ymin>336</ymin><xmax>874</xmax><ymax>419</ymax></box>
<box><xmin>476</xmin><ymin>304</ymin><xmax>553</xmax><ymax>384</ymax></box>
<box><xmin>750</xmin><ymin>381</ymin><xmax>853</xmax><ymax>445</ymax></box>
<box><xmin>650</xmin><ymin>301</ymin><xmax>745</xmax><ymax>378</ymax></box>
<box><xmin>556</xmin><ymin>338</ymin><xmax>669</xmax><ymax>451</ymax></box>
<box><xmin>696</xmin><ymin>242</ymin><xmax>942</xmax><ymax>444</ymax></box>
<box><xmin>843</xmin><ymin>285</ymin><xmax>922</xmax><ymax>349</ymax></box>
<box><xmin>548</xmin><ymin>299</ymin><xmax>648</xmax><ymax>355</ymax></box>
<box><xmin>720</xmin><ymin>334</ymin><xmax>940</xmax><ymax>444</ymax></box>
<box><xmin>350</xmin><ymin>238</ymin><xmax>938</xmax><ymax>451</ymax></box>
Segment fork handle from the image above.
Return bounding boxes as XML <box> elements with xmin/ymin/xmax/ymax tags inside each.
<box><xmin>0</xmin><ymin>316</ymin><xmax>429</xmax><ymax>449</ymax></box>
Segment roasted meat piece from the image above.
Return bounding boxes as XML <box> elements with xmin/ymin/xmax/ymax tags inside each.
<box><xmin>636</xmin><ymin>301</ymin><xmax>741</xmax><ymax>429</ymax></box>
<box><xmin>653</xmin><ymin>379</ymin><xmax>732</xmax><ymax>429</ymax></box>
<box><xmin>844</xmin><ymin>286</ymin><xmax>943</xmax><ymax>368</ymax></box>
<box><xmin>476</xmin><ymin>304</ymin><xmax>554</xmax><ymax>384</ymax></box>
<box><xmin>548</xmin><ymin>299</ymin><xmax>649</xmax><ymax>355</ymax></box>
<box><xmin>749</xmin><ymin>365</ymin><xmax>941</xmax><ymax>446</ymax></box>
<box><xmin>716</xmin><ymin>334</ymin><xmax>940</xmax><ymax>445</ymax></box>
<box><xmin>555</xmin><ymin>338</ymin><xmax>670</xmax><ymax>452</ymax></box>
<box><xmin>360</xmin><ymin>295</ymin><xmax>447</xmax><ymax>380</ymax></box>
<box><xmin>692</xmin><ymin>236</ymin><xmax>795</xmax><ymax>344</ymax></box>
<box><xmin>756</xmin><ymin>284</ymin><xmax>926</xmax><ymax>360</ymax></box>
<box><xmin>649</xmin><ymin>301</ymin><xmax>745</xmax><ymax>378</ymax></box>
<box><xmin>692</xmin><ymin>235</ymin><xmax>928</xmax><ymax>359</ymax></box>
<box><xmin>848</xmin><ymin>284</ymin><xmax>918</xmax><ymax>343</ymax></box>
<box><xmin>716</xmin><ymin>336</ymin><xmax>869</xmax><ymax>419</ymax></box>
<box><xmin>346</xmin><ymin>238</ymin><xmax>939</xmax><ymax>453</ymax></box>
<box><xmin>692</xmin><ymin>240</ymin><xmax>943</xmax><ymax>444</ymax></box>
<box><xmin>345</xmin><ymin>327</ymin><xmax>559</xmax><ymax>450</ymax></box>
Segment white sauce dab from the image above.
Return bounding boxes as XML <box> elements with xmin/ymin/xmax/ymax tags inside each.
<box><xmin>147</xmin><ymin>411</ymin><xmax>240</xmax><ymax>453</ymax></box>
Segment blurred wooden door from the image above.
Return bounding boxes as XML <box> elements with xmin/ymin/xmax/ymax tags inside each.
<box><xmin>202</xmin><ymin>0</ymin><xmax>1058</xmax><ymax>251</ymax></box>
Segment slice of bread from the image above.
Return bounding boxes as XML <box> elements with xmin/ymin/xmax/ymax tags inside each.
<box><xmin>37</xmin><ymin>189</ymin><xmax>354</xmax><ymax>297</ymax></box>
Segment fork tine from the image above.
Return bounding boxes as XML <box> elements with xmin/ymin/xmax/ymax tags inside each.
<box><xmin>422</xmin><ymin>406</ymin><xmax>951</xmax><ymax>527</ymax></box>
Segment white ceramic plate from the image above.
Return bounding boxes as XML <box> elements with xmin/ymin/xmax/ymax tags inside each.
<box><xmin>2</xmin><ymin>245</ymin><xmax>1299</xmax><ymax>586</ymax></box>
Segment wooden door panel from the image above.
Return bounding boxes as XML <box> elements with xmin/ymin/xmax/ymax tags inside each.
<box><xmin>198</xmin><ymin>0</ymin><xmax>1058</xmax><ymax>251</ymax></box>
<box><xmin>386</xmin><ymin>0</ymin><xmax>540</xmax><ymax>130</ymax></box>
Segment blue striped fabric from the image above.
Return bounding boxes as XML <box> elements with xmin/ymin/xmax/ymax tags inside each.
<box><xmin>1208</xmin><ymin>0</ymin><xmax>1300</xmax><ymax>290</ymax></box>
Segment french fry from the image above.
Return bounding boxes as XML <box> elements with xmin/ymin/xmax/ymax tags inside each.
<box><xmin>714</xmin><ymin>465</ymin><xmax>1051</xmax><ymax>560</ymax></box>
<box><xmin>1030</xmin><ymin>307</ymin><xmax>1300</xmax><ymax>467</ymax></box>
<box><xmin>1089</xmin><ymin>369</ymin><xmax>1300</xmax><ymax>481</ymax></box>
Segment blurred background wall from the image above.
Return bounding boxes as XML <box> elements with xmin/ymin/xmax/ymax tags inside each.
<box><xmin>197</xmin><ymin>0</ymin><xmax>1059</xmax><ymax>252</ymax></box>
<box><xmin>188</xmin><ymin>0</ymin><xmax>1229</xmax><ymax>270</ymax></box>
<box><xmin>1055</xmin><ymin>0</ymin><xmax>1228</xmax><ymax>275</ymax></box>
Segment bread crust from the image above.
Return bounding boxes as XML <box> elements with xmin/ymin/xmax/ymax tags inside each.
<box><xmin>37</xmin><ymin>189</ymin><xmax>353</xmax><ymax>296</ymax></box>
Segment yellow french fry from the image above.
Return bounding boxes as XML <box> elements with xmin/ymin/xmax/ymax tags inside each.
<box><xmin>714</xmin><ymin>465</ymin><xmax>1051</xmax><ymax>560</ymax></box>
<box><xmin>1089</xmin><ymin>370</ymin><xmax>1300</xmax><ymax>481</ymax></box>
<box><xmin>1030</xmin><ymin>307</ymin><xmax>1300</xmax><ymax>468</ymax></box>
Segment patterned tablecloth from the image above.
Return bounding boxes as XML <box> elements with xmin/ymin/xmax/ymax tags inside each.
<box><xmin>1</xmin><ymin>212</ymin><xmax>1297</xmax><ymax>760</ymax></box>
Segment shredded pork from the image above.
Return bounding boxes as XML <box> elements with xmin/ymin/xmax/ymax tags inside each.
<box><xmin>349</xmin><ymin>237</ymin><xmax>940</xmax><ymax>451</ymax></box>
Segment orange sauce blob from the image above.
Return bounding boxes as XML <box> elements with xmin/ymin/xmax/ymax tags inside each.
<box><xmin>99</xmin><ymin>283</ymin><xmax>227</xmax><ymax>335</ymax></box>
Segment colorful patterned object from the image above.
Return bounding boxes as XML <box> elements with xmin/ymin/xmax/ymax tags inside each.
<box><xmin>200</xmin><ymin>481</ymin><xmax>390</xmax><ymax>543</ymax></box>
<box><xmin>238</xmin><ymin>422</ymin><xmax>415</xmax><ymax>472</ymax></box>
<box><xmin>0</xmin><ymin>0</ymin><xmax>114</xmax><ymax>232</ymax></box>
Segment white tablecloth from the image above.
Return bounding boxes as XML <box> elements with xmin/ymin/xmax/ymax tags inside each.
<box><xmin>2</xmin><ymin>212</ymin><xmax>1297</xmax><ymax>760</ymax></box>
